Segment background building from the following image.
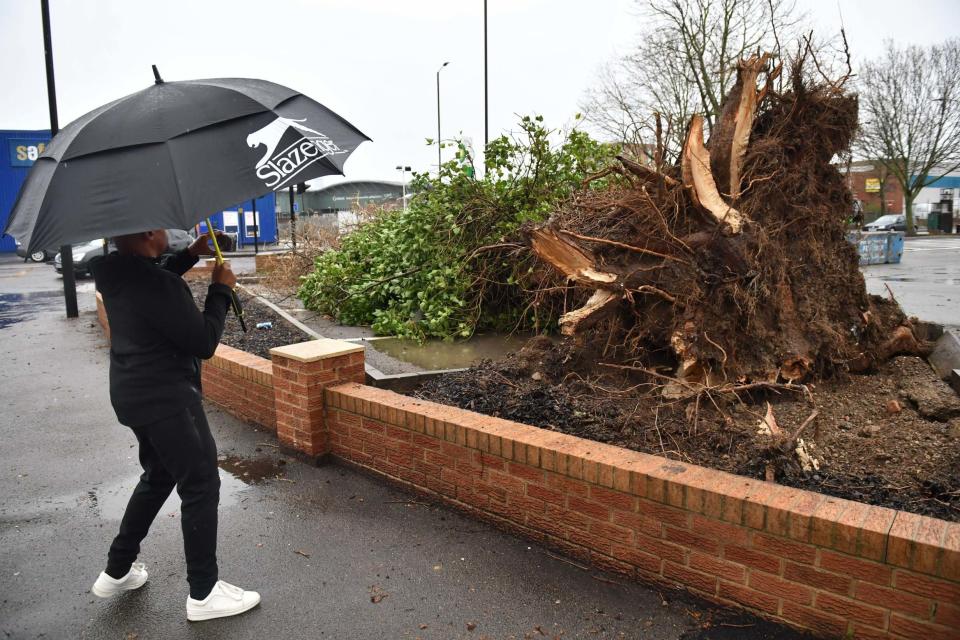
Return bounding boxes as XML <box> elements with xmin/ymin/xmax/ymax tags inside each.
<box><xmin>277</xmin><ymin>180</ymin><xmax>405</xmax><ymax>215</ymax></box>
<box><xmin>1</xmin><ymin>129</ymin><xmax>51</xmax><ymax>253</ymax></box>
<box><xmin>849</xmin><ymin>159</ymin><xmax>958</xmax><ymax>230</ymax></box>
<box><xmin>848</xmin><ymin>160</ymin><xmax>904</xmax><ymax>216</ymax></box>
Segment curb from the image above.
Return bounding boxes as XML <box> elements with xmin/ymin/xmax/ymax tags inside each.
<box><xmin>929</xmin><ymin>330</ymin><xmax>960</xmax><ymax>381</ymax></box>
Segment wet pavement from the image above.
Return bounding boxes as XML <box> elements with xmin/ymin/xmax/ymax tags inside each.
<box><xmin>0</xmin><ymin>255</ymin><xmax>810</xmax><ymax>639</ymax></box>
<box><xmin>863</xmin><ymin>236</ymin><xmax>960</xmax><ymax>329</ymax></box>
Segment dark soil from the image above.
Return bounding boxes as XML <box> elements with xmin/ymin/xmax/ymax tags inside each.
<box><xmin>415</xmin><ymin>339</ymin><xmax>960</xmax><ymax>521</ymax></box>
<box><xmin>189</xmin><ymin>281</ymin><xmax>310</xmax><ymax>358</ymax></box>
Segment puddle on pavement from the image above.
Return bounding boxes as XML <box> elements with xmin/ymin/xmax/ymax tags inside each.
<box><xmin>0</xmin><ymin>291</ymin><xmax>64</xmax><ymax>329</ymax></box>
<box><xmin>11</xmin><ymin>455</ymin><xmax>286</xmax><ymax>521</ymax></box>
<box><xmin>361</xmin><ymin>333</ymin><xmax>536</xmax><ymax>370</ymax></box>
<box><xmin>216</xmin><ymin>453</ymin><xmax>287</xmax><ymax>484</ymax></box>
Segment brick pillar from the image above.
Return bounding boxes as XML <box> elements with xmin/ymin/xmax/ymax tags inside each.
<box><xmin>269</xmin><ymin>339</ymin><xmax>365</xmax><ymax>457</ymax></box>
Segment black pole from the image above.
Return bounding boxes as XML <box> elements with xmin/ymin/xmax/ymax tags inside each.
<box><xmin>436</xmin><ymin>61</ymin><xmax>449</xmax><ymax>173</ymax></box>
<box><xmin>288</xmin><ymin>186</ymin><xmax>296</xmax><ymax>250</ymax></box>
<box><xmin>251</xmin><ymin>199</ymin><xmax>259</xmax><ymax>254</ymax></box>
<box><xmin>41</xmin><ymin>0</ymin><xmax>77</xmax><ymax>319</ymax></box>
<box><xmin>436</xmin><ymin>70</ymin><xmax>442</xmax><ymax>172</ymax></box>
<box><xmin>484</xmin><ymin>0</ymin><xmax>489</xmax><ymax>150</ymax></box>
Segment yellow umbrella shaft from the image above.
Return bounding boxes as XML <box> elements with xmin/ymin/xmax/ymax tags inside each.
<box><xmin>203</xmin><ymin>217</ymin><xmax>246</xmax><ymax>331</ymax></box>
<box><xmin>205</xmin><ymin>217</ymin><xmax>225</xmax><ymax>263</ymax></box>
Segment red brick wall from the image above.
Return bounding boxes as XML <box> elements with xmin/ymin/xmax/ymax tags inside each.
<box><xmin>323</xmin><ymin>383</ymin><xmax>960</xmax><ymax>640</ymax></box>
<box><xmin>254</xmin><ymin>252</ymin><xmax>295</xmax><ymax>274</ymax></box>
<box><xmin>849</xmin><ymin>167</ymin><xmax>904</xmax><ymax>216</ymax></box>
<box><xmin>183</xmin><ymin>258</ymin><xmax>230</xmax><ymax>281</ymax></box>
<box><xmin>201</xmin><ymin>344</ymin><xmax>276</xmax><ymax>430</ymax></box>
<box><xmin>270</xmin><ymin>348</ymin><xmax>364</xmax><ymax>456</ymax></box>
<box><xmin>95</xmin><ymin>292</ymin><xmax>110</xmax><ymax>342</ymax></box>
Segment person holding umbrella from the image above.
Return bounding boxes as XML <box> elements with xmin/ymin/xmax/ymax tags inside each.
<box><xmin>4</xmin><ymin>68</ymin><xmax>369</xmax><ymax>622</ymax></box>
<box><xmin>88</xmin><ymin>227</ymin><xmax>262</xmax><ymax>620</ymax></box>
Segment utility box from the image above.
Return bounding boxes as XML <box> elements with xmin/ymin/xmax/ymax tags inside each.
<box><xmin>932</xmin><ymin>191</ymin><xmax>955</xmax><ymax>233</ymax></box>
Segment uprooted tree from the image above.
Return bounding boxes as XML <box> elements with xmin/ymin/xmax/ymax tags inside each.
<box><xmin>524</xmin><ymin>52</ymin><xmax>927</xmax><ymax>400</ymax></box>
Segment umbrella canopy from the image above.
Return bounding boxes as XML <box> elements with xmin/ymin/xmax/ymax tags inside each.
<box><xmin>5</xmin><ymin>73</ymin><xmax>370</xmax><ymax>252</ymax></box>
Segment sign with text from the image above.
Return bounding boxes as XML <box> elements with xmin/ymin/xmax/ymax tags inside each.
<box><xmin>865</xmin><ymin>178</ymin><xmax>881</xmax><ymax>193</ymax></box>
<box><xmin>8</xmin><ymin>138</ymin><xmax>49</xmax><ymax>167</ymax></box>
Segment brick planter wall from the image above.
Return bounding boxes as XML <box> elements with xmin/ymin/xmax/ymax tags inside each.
<box><xmin>183</xmin><ymin>258</ymin><xmax>230</xmax><ymax>281</ymax></box>
<box><xmin>269</xmin><ymin>340</ymin><xmax>365</xmax><ymax>456</ymax></box>
<box><xmin>254</xmin><ymin>252</ymin><xmax>295</xmax><ymax>274</ymax></box>
<box><xmin>201</xmin><ymin>344</ymin><xmax>275</xmax><ymax>430</ymax></box>
<box><xmin>95</xmin><ymin>292</ymin><xmax>110</xmax><ymax>342</ymax></box>
<box><xmin>323</xmin><ymin>383</ymin><xmax>959</xmax><ymax>640</ymax></box>
<box><xmin>95</xmin><ymin>311</ymin><xmax>958</xmax><ymax>639</ymax></box>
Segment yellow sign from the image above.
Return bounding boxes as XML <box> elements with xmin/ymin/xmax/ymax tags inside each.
<box><xmin>865</xmin><ymin>178</ymin><xmax>881</xmax><ymax>193</ymax></box>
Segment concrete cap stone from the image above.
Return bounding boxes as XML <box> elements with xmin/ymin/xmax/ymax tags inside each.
<box><xmin>270</xmin><ymin>339</ymin><xmax>364</xmax><ymax>363</ymax></box>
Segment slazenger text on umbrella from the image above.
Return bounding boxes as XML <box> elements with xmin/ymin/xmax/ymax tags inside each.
<box><xmin>247</xmin><ymin>116</ymin><xmax>348</xmax><ymax>189</ymax></box>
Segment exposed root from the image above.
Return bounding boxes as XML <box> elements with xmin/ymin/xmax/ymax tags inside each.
<box><xmin>523</xmin><ymin>53</ymin><xmax>922</xmax><ymax>391</ymax></box>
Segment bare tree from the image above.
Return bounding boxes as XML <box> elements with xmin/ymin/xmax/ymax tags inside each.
<box><xmin>857</xmin><ymin>39</ymin><xmax>960</xmax><ymax>235</ymax></box>
<box><xmin>581</xmin><ymin>30</ymin><xmax>699</xmax><ymax>161</ymax></box>
<box><xmin>581</xmin><ymin>0</ymin><xmax>802</xmax><ymax>160</ymax></box>
<box><xmin>874</xmin><ymin>163</ymin><xmax>895</xmax><ymax>216</ymax></box>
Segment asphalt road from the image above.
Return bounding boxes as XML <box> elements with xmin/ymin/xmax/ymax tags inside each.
<box><xmin>863</xmin><ymin>235</ymin><xmax>960</xmax><ymax>329</ymax></box>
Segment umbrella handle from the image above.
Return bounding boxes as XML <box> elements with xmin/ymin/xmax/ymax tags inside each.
<box><xmin>204</xmin><ymin>218</ymin><xmax>247</xmax><ymax>332</ymax></box>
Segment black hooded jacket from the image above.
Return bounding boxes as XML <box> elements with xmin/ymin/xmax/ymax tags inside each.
<box><xmin>90</xmin><ymin>249</ymin><xmax>233</xmax><ymax>427</ymax></box>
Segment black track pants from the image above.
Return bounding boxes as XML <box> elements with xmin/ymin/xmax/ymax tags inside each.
<box><xmin>105</xmin><ymin>403</ymin><xmax>219</xmax><ymax>600</ymax></box>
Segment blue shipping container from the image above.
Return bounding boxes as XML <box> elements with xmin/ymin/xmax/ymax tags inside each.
<box><xmin>0</xmin><ymin>129</ymin><xmax>52</xmax><ymax>253</ymax></box>
<box><xmin>197</xmin><ymin>192</ymin><xmax>278</xmax><ymax>247</ymax></box>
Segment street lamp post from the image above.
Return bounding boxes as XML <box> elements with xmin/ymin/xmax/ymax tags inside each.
<box><xmin>437</xmin><ymin>61</ymin><xmax>449</xmax><ymax>173</ymax></box>
<box><xmin>484</xmin><ymin>0</ymin><xmax>489</xmax><ymax>150</ymax></box>
<box><xmin>41</xmin><ymin>0</ymin><xmax>78</xmax><ymax>319</ymax></box>
<box><xmin>395</xmin><ymin>165</ymin><xmax>412</xmax><ymax>210</ymax></box>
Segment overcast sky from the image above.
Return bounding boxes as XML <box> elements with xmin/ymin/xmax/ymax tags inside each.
<box><xmin>2</xmin><ymin>0</ymin><xmax>958</xmax><ymax>186</ymax></box>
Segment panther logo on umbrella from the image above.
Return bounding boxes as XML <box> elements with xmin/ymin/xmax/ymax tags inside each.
<box><xmin>246</xmin><ymin>116</ymin><xmax>347</xmax><ymax>190</ymax></box>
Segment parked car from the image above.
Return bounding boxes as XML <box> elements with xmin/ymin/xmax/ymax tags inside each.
<box><xmin>14</xmin><ymin>239</ymin><xmax>52</xmax><ymax>262</ymax></box>
<box><xmin>54</xmin><ymin>229</ymin><xmax>194</xmax><ymax>277</ymax></box>
<box><xmin>863</xmin><ymin>214</ymin><xmax>918</xmax><ymax>233</ymax></box>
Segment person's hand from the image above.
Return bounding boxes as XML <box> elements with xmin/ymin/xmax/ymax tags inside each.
<box><xmin>212</xmin><ymin>262</ymin><xmax>237</xmax><ymax>289</ymax></box>
<box><xmin>189</xmin><ymin>230</ymin><xmax>232</xmax><ymax>257</ymax></box>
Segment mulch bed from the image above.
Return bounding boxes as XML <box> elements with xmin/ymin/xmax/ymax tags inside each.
<box><xmin>415</xmin><ymin>340</ymin><xmax>960</xmax><ymax>522</ymax></box>
<box><xmin>189</xmin><ymin>281</ymin><xmax>310</xmax><ymax>359</ymax></box>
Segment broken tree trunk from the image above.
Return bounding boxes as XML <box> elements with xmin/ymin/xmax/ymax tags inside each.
<box><xmin>709</xmin><ymin>54</ymin><xmax>779</xmax><ymax>202</ymax></box>
<box><xmin>524</xmin><ymin>55</ymin><xmax>923</xmax><ymax>387</ymax></box>
<box><xmin>681</xmin><ymin>115</ymin><xmax>747</xmax><ymax>234</ymax></box>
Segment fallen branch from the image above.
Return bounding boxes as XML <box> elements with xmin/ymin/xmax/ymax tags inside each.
<box><xmin>616</xmin><ymin>154</ymin><xmax>679</xmax><ymax>187</ymax></box>
<box><xmin>558</xmin><ymin>229</ymin><xmax>687</xmax><ymax>264</ymax></box>
<box><xmin>792</xmin><ymin>408</ymin><xmax>820</xmax><ymax>442</ymax></box>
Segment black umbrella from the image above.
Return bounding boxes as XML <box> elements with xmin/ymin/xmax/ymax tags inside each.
<box><xmin>4</xmin><ymin>66</ymin><xmax>370</xmax><ymax>253</ymax></box>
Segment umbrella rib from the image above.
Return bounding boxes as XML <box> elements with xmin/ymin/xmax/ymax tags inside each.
<box><xmin>61</xmin><ymin>108</ymin><xmax>274</xmax><ymax>163</ymax></box>
<box><xmin>272</xmin><ymin>94</ymin><xmax>372</xmax><ymax>142</ymax></box>
<box><xmin>164</xmin><ymin>109</ymin><xmax>273</xmax><ymax>143</ymax></box>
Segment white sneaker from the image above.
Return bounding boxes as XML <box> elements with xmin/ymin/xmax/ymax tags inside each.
<box><xmin>186</xmin><ymin>580</ymin><xmax>261</xmax><ymax>621</ymax></box>
<box><xmin>91</xmin><ymin>562</ymin><xmax>149</xmax><ymax>598</ymax></box>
